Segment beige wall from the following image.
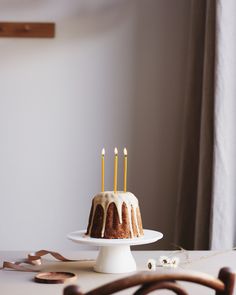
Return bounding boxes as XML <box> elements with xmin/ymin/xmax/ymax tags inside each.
<box><xmin>0</xmin><ymin>0</ymin><xmax>190</xmax><ymax>250</ymax></box>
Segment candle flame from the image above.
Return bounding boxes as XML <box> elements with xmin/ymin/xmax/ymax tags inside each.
<box><xmin>114</xmin><ymin>147</ymin><xmax>118</xmax><ymax>155</ymax></box>
<box><xmin>124</xmin><ymin>147</ymin><xmax>127</xmax><ymax>156</ymax></box>
<box><xmin>102</xmin><ymin>148</ymin><xmax>105</xmax><ymax>156</ymax></box>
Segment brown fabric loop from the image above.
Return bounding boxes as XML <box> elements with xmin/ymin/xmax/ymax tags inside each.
<box><xmin>1</xmin><ymin>249</ymin><xmax>94</xmax><ymax>272</ymax></box>
<box><xmin>27</xmin><ymin>250</ymin><xmax>77</xmax><ymax>263</ymax></box>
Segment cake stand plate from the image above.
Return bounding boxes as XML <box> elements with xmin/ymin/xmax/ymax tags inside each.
<box><xmin>67</xmin><ymin>229</ymin><xmax>163</xmax><ymax>274</ymax></box>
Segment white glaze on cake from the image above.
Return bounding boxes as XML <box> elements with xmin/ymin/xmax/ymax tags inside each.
<box><xmin>87</xmin><ymin>191</ymin><xmax>141</xmax><ymax>238</ymax></box>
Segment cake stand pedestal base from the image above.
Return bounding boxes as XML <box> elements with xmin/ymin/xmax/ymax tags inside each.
<box><xmin>67</xmin><ymin>229</ymin><xmax>163</xmax><ymax>274</ymax></box>
<box><xmin>94</xmin><ymin>245</ymin><xmax>136</xmax><ymax>273</ymax></box>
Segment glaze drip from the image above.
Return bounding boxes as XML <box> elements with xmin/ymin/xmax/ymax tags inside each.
<box><xmin>87</xmin><ymin>191</ymin><xmax>141</xmax><ymax>238</ymax></box>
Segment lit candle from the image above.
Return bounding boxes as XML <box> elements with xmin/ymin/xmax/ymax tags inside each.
<box><xmin>123</xmin><ymin>148</ymin><xmax>127</xmax><ymax>192</ymax></box>
<box><xmin>101</xmin><ymin>148</ymin><xmax>105</xmax><ymax>192</ymax></box>
<box><xmin>114</xmin><ymin>147</ymin><xmax>118</xmax><ymax>192</ymax></box>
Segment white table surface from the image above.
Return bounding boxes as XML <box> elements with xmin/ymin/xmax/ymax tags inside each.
<box><xmin>0</xmin><ymin>250</ymin><xmax>236</xmax><ymax>295</ymax></box>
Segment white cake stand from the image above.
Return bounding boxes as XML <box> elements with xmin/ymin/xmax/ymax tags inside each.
<box><xmin>67</xmin><ymin>229</ymin><xmax>163</xmax><ymax>274</ymax></box>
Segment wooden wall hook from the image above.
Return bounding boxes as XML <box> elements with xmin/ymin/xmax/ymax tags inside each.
<box><xmin>0</xmin><ymin>22</ymin><xmax>55</xmax><ymax>38</ymax></box>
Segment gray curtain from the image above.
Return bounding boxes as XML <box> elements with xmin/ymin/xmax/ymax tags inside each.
<box><xmin>174</xmin><ymin>0</ymin><xmax>216</xmax><ymax>250</ymax></box>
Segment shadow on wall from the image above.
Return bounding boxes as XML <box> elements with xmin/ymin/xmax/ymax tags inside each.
<box><xmin>130</xmin><ymin>0</ymin><xmax>190</xmax><ymax>250</ymax></box>
<box><xmin>61</xmin><ymin>0</ymin><xmax>134</xmax><ymax>40</ymax></box>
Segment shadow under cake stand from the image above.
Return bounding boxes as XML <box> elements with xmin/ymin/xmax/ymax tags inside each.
<box><xmin>67</xmin><ymin>229</ymin><xmax>163</xmax><ymax>274</ymax></box>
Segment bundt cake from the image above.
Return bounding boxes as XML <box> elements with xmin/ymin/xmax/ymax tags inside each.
<box><xmin>86</xmin><ymin>191</ymin><xmax>144</xmax><ymax>239</ymax></box>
